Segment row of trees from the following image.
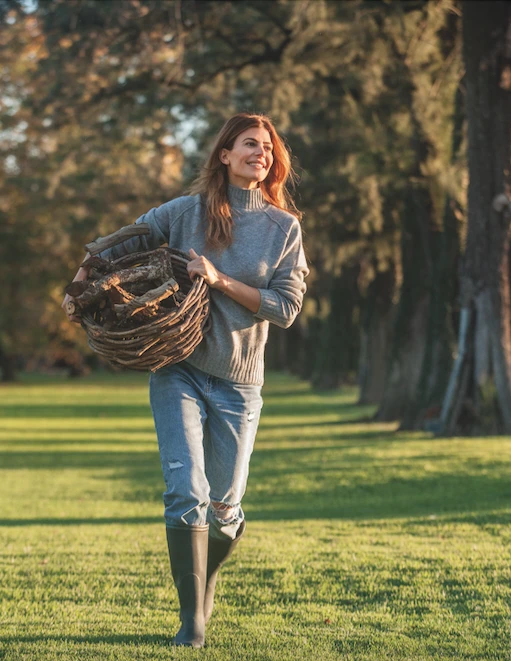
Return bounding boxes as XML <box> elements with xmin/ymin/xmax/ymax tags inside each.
<box><xmin>1</xmin><ymin>0</ymin><xmax>510</xmax><ymax>435</ymax></box>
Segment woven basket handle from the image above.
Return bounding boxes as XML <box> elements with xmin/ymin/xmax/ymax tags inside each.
<box><xmin>85</xmin><ymin>223</ymin><xmax>151</xmax><ymax>257</ymax></box>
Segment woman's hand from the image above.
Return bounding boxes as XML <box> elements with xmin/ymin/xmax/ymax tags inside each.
<box><xmin>187</xmin><ymin>248</ymin><xmax>261</xmax><ymax>313</ymax></box>
<box><xmin>187</xmin><ymin>249</ymin><xmax>226</xmax><ymax>290</ymax></box>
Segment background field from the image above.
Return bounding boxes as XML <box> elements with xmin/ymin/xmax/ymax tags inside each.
<box><xmin>1</xmin><ymin>372</ymin><xmax>511</xmax><ymax>660</ymax></box>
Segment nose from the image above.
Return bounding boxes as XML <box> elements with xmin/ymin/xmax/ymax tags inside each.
<box><xmin>253</xmin><ymin>144</ymin><xmax>264</xmax><ymax>157</ymax></box>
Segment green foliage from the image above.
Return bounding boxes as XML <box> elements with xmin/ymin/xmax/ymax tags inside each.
<box><xmin>1</xmin><ymin>372</ymin><xmax>511</xmax><ymax>659</ymax></box>
<box><xmin>0</xmin><ymin>0</ymin><xmax>466</xmax><ymax>403</ymax></box>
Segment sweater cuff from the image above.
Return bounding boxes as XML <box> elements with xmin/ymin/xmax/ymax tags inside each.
<box><xmin>255</xmin><ymin>289</ymin><xmax>292</xmax><ymax>328</ymax></box>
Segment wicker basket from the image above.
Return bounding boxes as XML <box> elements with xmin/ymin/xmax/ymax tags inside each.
<box><xmin>67</xmin><ymin>229</ymin><xmax>210</xmax><ymax>372</ymax></box>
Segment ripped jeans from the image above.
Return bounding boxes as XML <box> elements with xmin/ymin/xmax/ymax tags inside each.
<box><xmin>149</xmin><ymin>361</ymin><xmax>263</xmax><ymax>540</ymax></box>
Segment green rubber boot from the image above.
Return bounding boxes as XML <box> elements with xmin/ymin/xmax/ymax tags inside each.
<box><xmin>204</xmin><ymin>519</ymin><xmax>246</xmax><ymax>624</ymax></box>
<box><xmin>165</xmin><ymin>525</ymin><xmax>209</xmax><ymax>648</ymax></box>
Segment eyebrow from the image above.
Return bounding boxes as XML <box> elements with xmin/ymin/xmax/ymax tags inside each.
<box><xmin>243</xmin><ymin>138</ymin><xmax>273</xmax><ymax>145</ymax></box>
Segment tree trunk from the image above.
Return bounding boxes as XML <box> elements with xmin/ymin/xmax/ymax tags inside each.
<box><xmin>401</xmin><ymin>69</ymin><xmax>464</xmax><ymax>430</ymax></box>
<box><xmin>439</xmin><ymin>307</ymin><xmax>476</xmax><ymax>435</ymax></box>
<box><xmin>266</xmin><ymin>318</ymin><xmax>307</xmax><ymax>376</ymax></box>
<box><xmin>300</xmin><ymin>312</ymin><xmax>322</xmax><ymax>382</ymax></box>
<box><xmin>439</xmin><ymin>1</ymin><xmax>511</xmax><ymax>434</ymax></box>
<box><xmin>375</xmin><ymin>183</ymin><xmax>433</xmax><ymax>421</ymax></box>
<box><xmin>358</xmin><ymin>269</ymin><xmax>395</xmax><ymax>405</ymax></box>
<box><xmin>286</xmin><ymin>315</ymin><xmax>307</xmax><ymax>378</ymax></box>
<box><xmin>312</xmin><ymin>267</ymin><xmax>360</xmax><ymax>390</ymax></box>
<box><xmin>374</xmin><ymin>293</ymin><xmax>429</xmax><ymax>421</ymax></box>
<box><xmin>401</xmin><ymin>189</ymin><xmax>461</xmax><ymax>430</ymax></box>
<box><xmin>0</xmin><ymin>343</ymin><xmax>17</xmax><ymax>382</ymax></box>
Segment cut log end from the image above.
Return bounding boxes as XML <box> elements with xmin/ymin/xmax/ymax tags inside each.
<box><xmin>65</xmin><ymin>301</ymin><xmax>77</xmax><ymax>316</ymax></box>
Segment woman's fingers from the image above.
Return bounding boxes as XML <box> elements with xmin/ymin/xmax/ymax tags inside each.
<box><xmin>186</xmin><ymin>249</ymin><xmax>220</xmax><ymax>287</ymax></box>
<box><xmin>187</xmin><ymin>248</ymin><xmax>205</xmax><ymax>279</ymax></box>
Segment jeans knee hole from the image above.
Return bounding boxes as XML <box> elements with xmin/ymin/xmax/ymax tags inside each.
<box><xmin>211</xmin><ymin>501</ymin><xmax>237</xmax><ymax>525</ymax></box>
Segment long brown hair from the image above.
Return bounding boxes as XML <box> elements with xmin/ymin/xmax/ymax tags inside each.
<box><xmin>188</xmin><ymin>113</ymin><xmax>301</xmax><ymax>249</ymax></box>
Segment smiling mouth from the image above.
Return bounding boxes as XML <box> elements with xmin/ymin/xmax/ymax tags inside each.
<box><xmin>248</xmin><ymin>162</ymin><xmax>266</xmax><ymax>169</ymax></box>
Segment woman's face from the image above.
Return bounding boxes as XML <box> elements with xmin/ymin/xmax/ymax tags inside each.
<box><xmin>220</xmin><ymin>126</ymin><xmax>274</xmax><ymax>190</ymax></box>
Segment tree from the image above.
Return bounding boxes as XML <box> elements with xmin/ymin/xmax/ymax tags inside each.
<box><xmin>371</xmin><ymin>2</ymin><xmax>464</xmax><ymax>425</ymax></box>
<box><xmin>439</xmin><ymin>1</ymin><xmax>511</xmax><ymax>434</ymax></box>
<box><xmin>0</xmin><ymin>0</ymin><xmax>187</xmax><ymax>379</ymax></box>
<box><xmin>1</xmin><ymin>0</ymin><xmax>467</xmax><ymax>407</ymax></box>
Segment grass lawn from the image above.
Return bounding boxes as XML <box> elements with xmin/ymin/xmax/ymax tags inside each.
<box><xmin>1</xmin><ymin>371</ymin><xmax>511</xmax><ymax>660</ymax></box>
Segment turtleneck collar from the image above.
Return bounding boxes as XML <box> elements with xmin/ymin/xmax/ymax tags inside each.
<box><xmin>227</xmin><ymin>184</ymin><xmax>267</xmax><ymax>211</ymax></box>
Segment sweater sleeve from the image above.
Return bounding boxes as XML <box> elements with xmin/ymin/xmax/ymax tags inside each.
<box><xmin>97</xmin><ymin>197</ymin><xmax>189</xmax><ymax>260</ymax></box>
<box><xmin>255</xmin><ymin>221</ymin><xmax>309</xmax><ymax>329</ymax></box>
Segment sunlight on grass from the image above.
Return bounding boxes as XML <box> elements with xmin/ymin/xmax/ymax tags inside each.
<box><xmin>1</xmin><ymin>371</ymin><xmax>511</xmax><ymax>660</ymax></box>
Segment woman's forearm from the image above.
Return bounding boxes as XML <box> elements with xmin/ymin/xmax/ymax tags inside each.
<box><xmin>213</xmin><ymin>272</ymin><xmax>261</xmax><ymax>314</ymax></box>
<box><xmin>186</xmin><ymin>249</ymin><xmax>261</xmax><ymax>314</ymax></box>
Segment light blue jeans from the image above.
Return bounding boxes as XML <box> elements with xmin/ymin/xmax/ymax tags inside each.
<box><xmin>149</xmin><ymin>361</ymin><xmax>263</xmax><ymax>540</ymax></box>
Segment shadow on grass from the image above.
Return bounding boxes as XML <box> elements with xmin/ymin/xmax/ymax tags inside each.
<box><xmin>0</xmin><ymin>400</ymin><xmax>372</xmax><ymax>421</ymax></box>
<box><xmin>1</xmin><ymin>447</ymin><xmax>511</xmax><ymax>525</ymax></box>
<box><xmin>0</xmin><ymin>450</ymin><xmax>162</xmax><ymax>469</ymax></box>
<box><xmin>0</xmin><ymin>404</ymin><xmax>152</xmax><ymax>418</ymax></box>
<box><xmin>261</xmin><ymin>400</ymin><xmax>375</xmax><ymax>419</ymax></box>
<box><xmin>0</xmin><ymin>430</ymin><xmax>397</xmax><ymax>449</ymax></box>
<box><xmin>2</xmin><ymin>377</ymin><xmax>511</xmax><ymax>528</ymax></box>
<box><xmin>243</xmin><ymin>471</ymin><xmax>511</xmax><ymax>522</ymax></box>
<box><xmin>0</xmin><ymin>634</ymin><xmax>171</xmax><ymax>646</ymax></box>
<box><xmin>258</xmin><ymin>416</ymin><xmax>380</xmax><ymax>430</ymax></box>
<box><xmin>0</xmin><ymin>516</ymin><xmax>163</xmax><ymax>527</ymax></box>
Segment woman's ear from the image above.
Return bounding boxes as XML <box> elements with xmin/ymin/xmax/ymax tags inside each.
<box><xmin>219</xmin><ymin>148</ymin><xmax>230</xmax><ymax>165</ymax></box>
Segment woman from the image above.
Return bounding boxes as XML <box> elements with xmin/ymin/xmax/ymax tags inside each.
<box><xmin>63</xmin><ymin>113</ymin><xmax>309</xmax><ymax>648</ymax></box>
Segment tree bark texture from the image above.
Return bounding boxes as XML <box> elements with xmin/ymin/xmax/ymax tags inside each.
<box><xmin>400</xmin><ymin>71</ymin><xmax>465</xmax><ymax>430</ymax></box>
<box><xmin>377</xmin><ymin>23</ymin><xmax>464</xmax><ymax>426</ymax></box>
<box><xmin>401</xmin><ymin>175</ymin><xmax>461</xmax><ymax>428</ymax></box>
<box><xmin>358</xmin><ymin>269</ymin><xmax>395</xmax><ymax>405</ymax></box>
<box><xmin>440</xmin><ymin>1</ymin><xmax>511</xmax><ymax>434</ymax></box>
<box><xmin>375</xmin><ymin>184</ymin><xmax>433</xmax><ymax>422</ymax></box>
<box><xmin>312</xmin><ymin>267</ymin><xmax>361</xmax><ymax>390</ymax></box>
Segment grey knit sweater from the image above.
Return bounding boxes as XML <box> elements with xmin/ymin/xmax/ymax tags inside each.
<box><xmin>99</xmin><ymin>184</ymin><xmax>309</xmax><ymax>385</ymax></box>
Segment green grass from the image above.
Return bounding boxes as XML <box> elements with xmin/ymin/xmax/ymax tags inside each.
<box><xmin>1</xmin><ymin>371</ymin><xmax>511</xmax><ymax>660</ymax></box>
